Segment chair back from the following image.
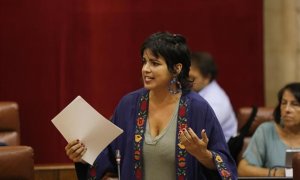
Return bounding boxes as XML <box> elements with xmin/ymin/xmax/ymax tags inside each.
<box><xmin>293</xmin><ymin>153</ymin><xmax>300</xmax><ymax>180</ymax></box>
<box><xmin>237</xmin><ymin>107</ymin><xmax>274</xmax><ymax>136</ymax></box>
<box><xmin>0</xmin><ymin>146</ymin><xmax>34</xmax><ymax>180</ymax></box>
<box><xmin>0</xmin><ymin>102</ymin><xmax>21</xmax><ymax>145</ymax></box>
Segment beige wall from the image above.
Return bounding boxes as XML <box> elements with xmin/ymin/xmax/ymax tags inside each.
<box><xmin>264</xmin><ymin>0</ymin><xmax>300</xmax><ymax>106</ymax></box>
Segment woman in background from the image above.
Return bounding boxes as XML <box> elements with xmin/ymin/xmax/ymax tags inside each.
<box><xmin>65</xmin><ymin>32</ymin><xmax>236</xmax><ymax>180</ymax></box>
<box><xmin>238</xmin><ymin>82</ymin><xmax>300</xmax><ymax>176</ymax></box>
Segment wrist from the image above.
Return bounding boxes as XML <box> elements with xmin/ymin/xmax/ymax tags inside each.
<box><xmin>196</xmin><ymin>150</ymin><xmax>212</xmax><ymax>161</ymax></box>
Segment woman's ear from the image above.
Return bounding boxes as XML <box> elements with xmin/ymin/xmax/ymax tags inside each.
<box><xmin>174</xmin><ymin>63</ymin><xmax>183</xmax><ymax>75</ymax></box>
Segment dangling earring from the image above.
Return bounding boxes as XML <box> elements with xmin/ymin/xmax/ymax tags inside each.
<box><xmin>168</xmin><ymin>76</ymin><xmax>182</xmax><ymax>94</ymax></box>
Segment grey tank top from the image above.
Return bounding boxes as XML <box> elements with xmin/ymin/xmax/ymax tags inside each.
<box><xmin>143</xmin><ymin>102</ymin><xmax>179</xmax><ymax>180</ymax></box>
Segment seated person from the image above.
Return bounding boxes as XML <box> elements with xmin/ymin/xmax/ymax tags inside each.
<box><xmin>238</xmin><ymin>82</ymin><xmax>300</xmax><ymax>177</ymax></box>
<box><xmin>189</xmin><ymin>52</ymin><xmax>237</xmax><ymax>142</ymax></box>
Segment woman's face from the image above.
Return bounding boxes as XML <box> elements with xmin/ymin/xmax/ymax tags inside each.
<box><xmin>141</xmin><ymin>49</ymin><xmax>172</xmax><ymax>91</ymax></box>
<box><xmin>280</xmin><ymin>89</ymin><xmax>300</xmax><ymax>128</ymax></box>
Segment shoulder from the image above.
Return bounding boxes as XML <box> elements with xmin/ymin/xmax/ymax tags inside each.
<box><xmin>256</xmin><ymin>121</ymin><xmax>275</xmax><ymax>131</ymax></box>
<box><xmin>112</xmin><ymin>88</ymin><xmax>146</xmax><ymax>123</ymax></box>
<box><xmin>252</xmin><ymin>121</ymin><xmax>276</xmax><ymax>138</ymax></box>
<box><xmin>201</xmin><ymin>81</ymin><xmax>230</xmax><ymax>102</ymax></box>
<box><xmin>113</xmin><ymin>88</ymin><xmax>147</xmax><ymax>112</ymax></box>
<box><xmin>183</xmin><ymin>91</ymin><xmax>216</xmax><ymax>119</ymax></box>
<box><xmin>118</xmin><ymin>88</ymin><xmax>147</xmax><ymax>105</ymax></box>
<box><xmin>184</xmin><ymin>91</ymin><xmax>210</xmax><ymax>108</ymax></box>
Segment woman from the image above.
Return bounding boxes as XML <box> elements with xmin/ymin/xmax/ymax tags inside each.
<box><xmin>65</xmin><ymin>32</ymin><xmax>237</xmax><ymax>179</ymax></box>
<box><xmin>238</xmin><ymin>82</ymin><xmax>300</xmax><ymax>176</ymax></box>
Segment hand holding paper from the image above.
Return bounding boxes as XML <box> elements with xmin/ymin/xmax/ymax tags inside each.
<box><xmin>51</xmin><ymin>96</ymin><xmax>123</xmax><ymax>165</ymax></box>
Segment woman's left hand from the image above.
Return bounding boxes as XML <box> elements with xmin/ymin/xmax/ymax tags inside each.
<box><xmin>179</xmin><ymin>128</ymin><xmax>215</xmax><ymax>169</ymax></box>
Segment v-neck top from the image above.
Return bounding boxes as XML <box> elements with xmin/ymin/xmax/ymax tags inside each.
<box><xmin>143</xmin><ymin>102</ymin><xmax>179</xmax><ymax>180</ymax></box>
<box><xmin>77</xmin><ymin>88</ymin><xmax>238</xmax><ymax>180</ymax></box>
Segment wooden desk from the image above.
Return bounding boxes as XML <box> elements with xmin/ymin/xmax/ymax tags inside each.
<box><xmin>34</xmin><ymin>163</ymin><xmax>77</xmax><ymax>180</ymax></box>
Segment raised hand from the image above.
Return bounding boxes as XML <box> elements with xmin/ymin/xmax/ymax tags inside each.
<box><xmin>179</xmin><ymin>128</ymin><xmax>215</xmax><ymax>169</ymax></box>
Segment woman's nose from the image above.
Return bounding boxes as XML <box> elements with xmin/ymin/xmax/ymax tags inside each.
<box><xmin>285</xmin><ymin>103</ymin><xmax>292</xmax><ymax>111</ymax></box>
<box><xmin>142</xmin><ymin>62</ymin><xmax>151</xmax><ymax>72</ymax></box>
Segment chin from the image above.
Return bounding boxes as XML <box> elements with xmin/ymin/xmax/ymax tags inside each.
<box><xmin>284</xmin><ymin>122</ymin><xmax>296</xmax><ymax>128</ymax></box>
<box><xmin>143</xmin><ymin>84</ymin><xmax>152</xmax><ymax>90</ymax></box>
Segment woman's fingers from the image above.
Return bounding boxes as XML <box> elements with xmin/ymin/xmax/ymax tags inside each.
<box><xmin>180</xmin><ymin>128</ymin><xmax>209</xmax><ymax>146</ymax></box>
<box><xmin>182</xmin><ymin>129</ymin><xmax>192</xmax><ymax>142</ymax></box>
<box><xmin>179</xmin><ymin>130</ymin><xmax>190</xmax><ymax>145</ymax></box>
<box><xmin>65</xmin><ymin>140</ymin><xmax>87</xmax><ymax>162</ymax></box>
<box><xmin>72</xmin><ymin>146</ymin><xmax>87</xmax><ymax>162</ymax></box>
<box><xmin>66</xmin><ymin>142</ymin><xmax>81</xmax><ymax>155</ymax></box>
<box><xmin>201</xmin><ymin>129</ymin><xmax>209</xmax><ymax>144</ymax></box>
<box><xmin>187</xmin><ymin>128</ymin><xmax>200</xmax><ymax>143</ymax></box>
<box><xmin>65</xmin><ymin>139</ymin><xmax>79</xmax><ymax>151</ymax></box>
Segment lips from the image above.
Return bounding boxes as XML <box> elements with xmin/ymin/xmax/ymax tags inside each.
<box><xmin>282</xmin><ymin>116</ymin><xmax>294</xmax><ymax>122</ymax></box>
<box><xmin>144</xmin><ymin>76</ymin><xmax>154</xmax><ymax>82</ymax></box>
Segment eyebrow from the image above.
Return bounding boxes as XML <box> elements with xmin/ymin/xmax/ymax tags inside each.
<box><xmin>281</xmin><ymin>98</ymin><xmax>299</xmax><ymax>103</ymax></box>
<box><xmin>142</xmin><ymin>56</ymin><xmax>161</xmax><ymax>62</ymax></box>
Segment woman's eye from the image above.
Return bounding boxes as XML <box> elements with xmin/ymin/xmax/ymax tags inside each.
<box><xmin>151</xmin><ymin>62</ymin><xmax>159</xmax><ymax>66</ymax></box>
<box><xmin>281</xmin><ymin>101</ymin><xmax>287</xmax><ymax>105</ymax></box>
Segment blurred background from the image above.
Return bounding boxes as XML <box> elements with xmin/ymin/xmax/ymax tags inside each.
<box><xmin>0</xmin><ymin>0</ymin><xmax>299</xmax><ymax>164</ymax></box>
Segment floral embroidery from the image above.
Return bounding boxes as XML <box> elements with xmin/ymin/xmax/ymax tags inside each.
<box><xmin>179</xmin><ymin>123</ymin><xmax>187</xmax><ymax>130</ymax></box>
<box><xmin>178</xmin><ymin>143</ymin><xmax>185</xmax><ymax>149</ymax></box>
<box><xmin>178</xmin><ymin>175</ymin><xmax>185</xmax><ymax>180</ymax></box>
<box><xmin>140</xmin><ymin>100</ymin><xmax>147</xmax><ymax>111</ymax></box>
<box><xmin>179</xmin><ymin>105</ymin><xmax>186</xmax><ymax>117</ymax></box>
<box><xmin>212</xmin><ymin>151</ymin><xmax>232</xmax><ymax>180</ymax></box>
<box><xmin>135</xmin><ymin>168</ymin><xmax>142</xmax><ymax>179</ymax></box>
<box><xmin>134</xmin><ymin>91</ymin><xmax>189</xmax><ymax>179</ymax></box>
<box><xmin>176</xmin><ymin>98</ymin><xmax>188</xmax><ymax>179</ymax></box>
<box><xmin>215</xmin><ymin>154</ymin><xmax>223</xmax><ymax>162</ymax></box>
<box><xmin>178</xmin><ymin>157</ymin><xmax>186</xmax><ymax>168</ymax></box>
<box><xmin>134</xmin><ymin>150</ymin><xmax>141</xmax><ymax>160</ymax></box>
<box><xmin>87</xmin><ymin>166</ymin><xmax>97</xmax><ymax>180</ymax></box>
<box><xmin>137</xmin><ymin>117</ymin><xmax>144</xmax><ymax>127</ymax></box>
<box><xmin>135</xmin><ymin>135</ymin><xmax>142</xmax><ymax>142</ymax></box>
<box><xmin>133</xmin><ymin>92</ymin><xmax>148</xmax><ymax>180</ymax></box>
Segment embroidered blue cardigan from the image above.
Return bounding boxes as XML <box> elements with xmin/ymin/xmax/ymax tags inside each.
<box><xmin>75</xmin><ymin>88</ymin><xmax>237</xmax><ymax>180</ymax></box>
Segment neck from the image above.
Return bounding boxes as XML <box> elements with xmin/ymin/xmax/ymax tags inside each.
<box><xmin>149</xmin><ymin>89</ymin><xmax>181</xmax><ymax>105</ymax></box>
<box><xmin>283</xmin><ymin>126</ymin><xmax>300</xmax><ymax>136</ymax></box>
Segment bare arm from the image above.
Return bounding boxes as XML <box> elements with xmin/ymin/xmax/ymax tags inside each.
<box><xmin>238</xmin><ymin>159</ymin><xmax>285</xmax><ymax>177</ymax></box>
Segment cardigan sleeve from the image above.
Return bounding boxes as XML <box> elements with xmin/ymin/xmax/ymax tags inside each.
<box><xmin>205</xmin><ymin>103</ymin><xmax>238</xmax><ymax>180</ymax></box>
<box><xmin>188</xmin><ymin>94</ymin><xmax>238</xmax><ymax>180</ymax></box>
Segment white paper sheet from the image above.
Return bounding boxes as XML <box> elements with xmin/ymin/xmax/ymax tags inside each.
<box><xmin>51</xmin><ymin>96</ymin><xmax>123</xmax><ymax>165</ymax></box>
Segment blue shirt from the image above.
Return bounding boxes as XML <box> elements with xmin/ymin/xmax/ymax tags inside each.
<box><xmin>243</xmin><ymin>122</ymin><xmax>287</xmax><ymax>168</ymax></box>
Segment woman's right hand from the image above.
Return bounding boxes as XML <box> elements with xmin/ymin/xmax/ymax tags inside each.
<box><xmin>65</xmin><ymin>139</ymin><xmax>87</xmax><ymax>163</ymax></box>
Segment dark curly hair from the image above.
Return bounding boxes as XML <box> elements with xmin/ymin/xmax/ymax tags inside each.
<box><xmin>140</xmin><ymin>32</ymin><xmax>192</xmax><ymax>92</ymax></box>
<box><xmin>273</xmin><ymin>82</ymin><xmax>300</xmax><ymax>124</ymax></box>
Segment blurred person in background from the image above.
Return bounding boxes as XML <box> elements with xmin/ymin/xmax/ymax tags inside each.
<box><xmin>238</xmin><ymin>82</ymin><xmax>300</xmax><ymax>176</ymax></box>
<box><xmin>189</xmin><ymin>52</ymin><xmax>237</xmax><ymax>142</ymax></box>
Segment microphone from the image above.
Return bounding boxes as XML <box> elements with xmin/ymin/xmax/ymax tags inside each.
<box><xmin>115</xmin><ymin>149</ymin><xmax>121</xmax><ymax>180</ymax></box>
